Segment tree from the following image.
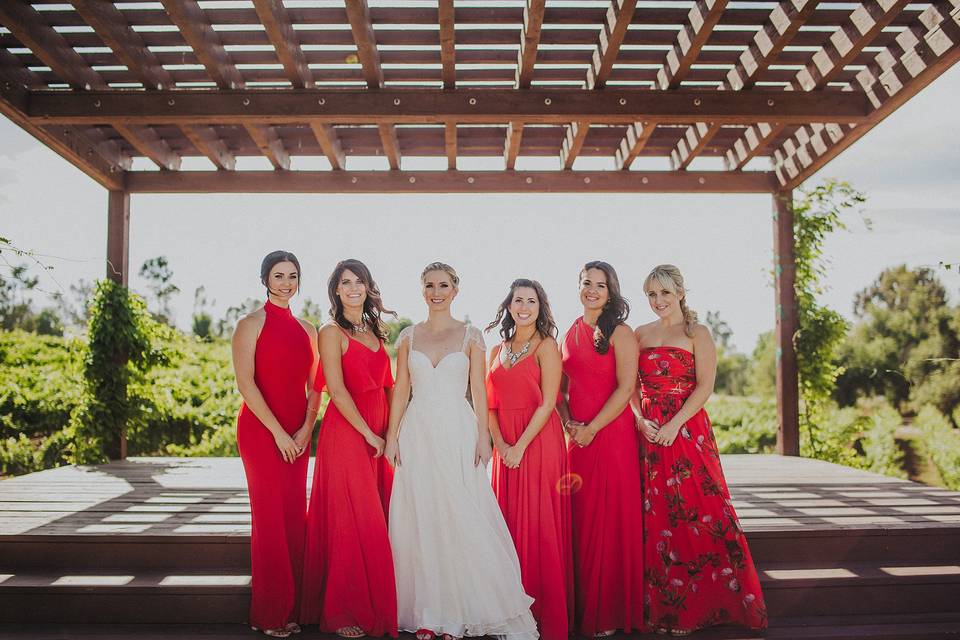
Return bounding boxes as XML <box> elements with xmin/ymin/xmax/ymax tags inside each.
<box><xmin>138</xmin><ymin>256</ymin><xmax>180</xmax><ymax>324</ymax></box>
<box><xmin>215</xmin><ymin>298</ymin><xmax>263</xmax><ymax>338</ymax></box>
<box><xmin>836</xmin><ymin>265</ymin><xmax>960</xmax><ymax>421</ymax></box>
<box><xmin>191</xmin><ymin>286</ymin><xmax>214</xmax><ymax>341</ymax></box>
<box><xmin>705</xmin><ymin>310</ymin><xmax>748</xmax><ymax>396</ymax></box>
<box><xmin>0</xmin><ymin>263</ymin><xmax>63</xmax><ymax>336</ymax></box>
<box><xmin>745</xmin><ymin>331</ymin><xmax>776</xmax><ymax>398</ymax></box>
<box><xmin>52</xmin><ymin>279</ymin><xmax>94</xmax><ymax>329</ymax></box>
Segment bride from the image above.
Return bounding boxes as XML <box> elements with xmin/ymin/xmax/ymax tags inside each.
<box><xmin>385</xmin><ymin>262</ymin><xmax>538</xmax><ymax>640</ymax></box>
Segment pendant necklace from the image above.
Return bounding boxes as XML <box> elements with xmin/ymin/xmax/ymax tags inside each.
<box><xmin>504</xmin><ymin>339</ymin><xmax>530</xmax><ymax>366</ymax></box>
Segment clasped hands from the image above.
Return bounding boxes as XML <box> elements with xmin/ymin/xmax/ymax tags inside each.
<box><xmin>636</xmin><ymin>415</ymin><xmax>680</xmax><ymax>447</ymax></box>
<box><xmin>563</xmin><ymin>420</ymin><xmax>597</xmax><ymax>448</ymax></box>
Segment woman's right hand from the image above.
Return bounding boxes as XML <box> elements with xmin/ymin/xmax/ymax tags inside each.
<box><xmin>365</xmin><ymin>431</ymin><xmax>386</xmax><ymax>457</ymax></box>
<box><xmin>273</xmin><ymin>430</ymin><xmax>300</xmax><ymax>463</ymax></box>
<box><xmin>385</xmin><ymin>437</ymin><xmax>401</xmax><ymax>467</ymax></box>
<box><xmin>638</xmin><ymin>418</ymin><xmax>660</xmax><ymax>443</ymax></box>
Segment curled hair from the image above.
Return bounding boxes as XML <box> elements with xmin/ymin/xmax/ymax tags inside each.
<box><xmin>580</xmin><ymin>260</ymin><xmax>630</xmax><ymax>354</ymax></box>
<box><xmin>421</xmin><ymin>261</ymin><xmax>460</xmax><ymax>287</ymax></box>
<box><xmin>327</xmin><ymin>258</ymin><xmax>396</xmax><ymax>341</ymax></box>
<box><xmin>260</xmin><ymin>250</ymin><xmax>301</xmax><ymax>289</ymax></box>
<box><xmin>644</xmin><ymin>264</ymin><xmax>698</xmax><ymax>338</ymax></box>
<box><xmin>485</xmin><ymin>278</ymin><xmax>558</xmax><ymax>341</ymax></box>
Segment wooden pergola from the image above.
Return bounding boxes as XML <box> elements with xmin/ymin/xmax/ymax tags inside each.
<box><xmin>2</xmin><ymin>0</ymin><xmax>959</xmax><ymax>456</ymax></box>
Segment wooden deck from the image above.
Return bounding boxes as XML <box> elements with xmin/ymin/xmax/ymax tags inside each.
<box><xmin>2</xmin><ymin>455</ymin><xmax>960</xmax><ymax>637</ymax></box>
<box><xmin>1</xmin><ymin>455</ymin><xmax>959</xmax><ymax>537</ymax></box>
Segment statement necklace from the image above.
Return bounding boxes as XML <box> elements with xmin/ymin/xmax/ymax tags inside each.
<box><xmin>504</xmin><ymin>339</ymin><xmax>530</xmax><ymax>366</ymax></box>
<box><xmin>349</xmin><ymin>320</ymin><xmax>367</xmax><ymax>334</ymax></box>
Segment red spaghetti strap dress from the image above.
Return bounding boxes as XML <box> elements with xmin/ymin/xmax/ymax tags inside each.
<box><xmin>486</xmin><ymin>344</ymin><xmax>573</xmax><ymax>640</ymax></box>
<box><xmin>236</xmin><ymin>300</ymin><xmax>313</xmax><ymax>631</ymax></box>
<box><xmin>639</xmin><ymin>346</ymin><xmax>767</xmax><ymax>633</ymax></box>
<box><xmin>561</xmin><ymin>317</ymin><xmax>645</xmax><ymax>635</ymax></box>
<box><xmin>300</xmin><ymin>331</ymin><xmax>398</xmax><ymax>637</ymax></box>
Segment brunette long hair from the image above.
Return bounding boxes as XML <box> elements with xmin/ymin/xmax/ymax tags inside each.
<box><xmin>581</xmin><ymin>260</ymin><xmax>630</xmax><ymax>354</ymax></box>
<box><xmin>485</xmin><ymin>278</ymin><xmax>558</xmax><ymax>341</ymax></box>
<box><xmin>327</xmin><ymin>258</ymin><xmax>395</xmax><ymax>341</ymax></box>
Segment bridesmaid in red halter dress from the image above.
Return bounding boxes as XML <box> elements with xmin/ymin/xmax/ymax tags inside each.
<box><xmin>233</xmin><ymin>251</ymin><xmax>319</xmax><ymax>638</ymax></box>
<box><xmin>301</xmin><ymin>259</ymin><xmax>398</xmax><ymax>639</ymax></box>
<box><xmin>485</xmin><ymin>279</ymin><xmax>573</xmax><ymax>640</ymax></box>
<box><xmin>635</xmin><ymin>265</ymin><xmax>767</xmax><ymax>635</ymax></box>
<box><xmin>559</xmin><ymin>261</ymin><xmax>645</xmax><ymax>637</ymax></box>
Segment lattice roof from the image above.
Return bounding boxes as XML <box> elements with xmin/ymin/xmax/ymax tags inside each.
<box><xmin>1</xmin><ymin>1</ymin><xmax>958</xmax><ymax>193</ymax></box>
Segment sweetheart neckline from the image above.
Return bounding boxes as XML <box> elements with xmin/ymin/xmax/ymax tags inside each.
<box><xmin>409</xmin><ymin>347</ymin><xmax>468</xmax><ymax>370</ymax></box>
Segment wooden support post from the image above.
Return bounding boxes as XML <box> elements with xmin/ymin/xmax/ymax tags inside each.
<box><xmin>107</xmin><ymin>190</ymin><xmax>130</xmax><ymax>286</ymax></box>
<box><xmin>773</xmin><ymin>189</ymin><xmax>800</xmax><ymax>456</ymax></box>
<box><xmin>106</xmin><ymin>189</ymin><xmax>130</xmax><ymax>460</ymax></box>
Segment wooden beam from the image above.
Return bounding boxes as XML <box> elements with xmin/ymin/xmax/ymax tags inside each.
<box><xmin>445</xmin><ymin>122</ymin><xmax>457</xmax><ymax>170</ymax></box>
<box><xmin>107</xmin><ymin>191</ymin><xmax>130</xmax><ymax>287</ymax></box>
<box><xmin>27</xmin><ymin>89</ymin><xmax>870</xmax><ymax>126</ymax></box>
<box><xmin>159</xmin><ymin>0</ymin><xmax>245</xmax><ymax>89</ymax></box>
<box><xmin>252</xmin><ymin>0</ymin><xmax>313</xmax><ymax>89</ymax></box>
<box><xmin>726</xmin><ymin>0</ymin><xmax>821</xmax><ymax>91</ymax></box>
<box><xmin>113</xmin><ymin>124</ymin><xmax>181</xmax><ymax>171</ymax></box>
<box><xmin>773</xmin><ymin>189</ymin><xmax>800</xmax><ymax>457</ymax></box>
<box><xmin>517</xmin><ymin>0</ymin><xmax>547</xmax><ymax>88</ymax></box>
<box><xmin>245</xmin><ymin>124</ymin><xmax>290</xmax><ymax>170</ymax></box>
<box><xmin>774</xmin><ymin>1</ymin><xmax>960</xmax><ymax>189</ymax></box>
<box><xmin>657</xmin><ymin>0</ymin><xmax>729</xmax><ymax>89</ymax></box>
<box><xmin>587</xmin><ymin>0</ymin><xmax>639</xmax><ymax>89</ymax></box>
<box><xmin>0</xmin><ymin>2</ymin><xmax>106</xmax><ymax>90</ymax></box>
<box><xmin>504</xmin><ymin>122</ymin><xmax>524</xmax><ymax>170</ymax></box>
<box><xmin>615</xmin><ymin>122</ymin><xmax>656</xmax><ymax>170</ymax></box>
<box><xmin>181</xmin><ymin>125</ymin><xmax>235</xmax><ymax>171</ymax></box>
<box><xmin>345</xmin><ymin>0</ymin><xmax>384</xmax><ymax>88</ymax></box>
<box><xmin>794</xmin><ymin>0</ymin><xmax>911</xmax><ymax>91</ymax></box>
<box><xmin>71</xmin><ymin>0</ymin><xmax>174</xmax><ymax>91</ymax></box>
<box><xmin>378</xmin><ymin>123</ymin><xmax>401</xmax><ymax>170</ymax></box>
<box><xmin>310</xmin><ymin>123</ymin><xmax>346</xmax><ymax>170</ymax></box>
<box><xmin>125</xmin><ymin>170</ymin><xmax>777</xmax><ymax>194</ymax></box>
<box><xmin>439</xmin><ymin>0</ymin><xmax>457</xmax><ymax>89</ymax></box>
<box><xmin>670</xmin><ymin>122</ymin><xmax>721</xmax><ymax>170</ymax></box>
<box><xmin>560</xmin><ymin>122</ymin><xmax>590</xmax><ymax>170</ymax></box>
<box><xmin>724</xmin><ymin>123</ymin><xmax>785</xmax><ymax>170</ymax></box>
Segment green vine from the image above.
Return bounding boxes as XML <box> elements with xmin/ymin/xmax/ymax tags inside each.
<box><xmin>791</xmin><ymin>180</ymin><xmax>865</xmax><ymax>462</ymax></box>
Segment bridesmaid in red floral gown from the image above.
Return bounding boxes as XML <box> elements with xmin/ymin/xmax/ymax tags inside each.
<box><xmin>559</xmin><ymin>261</ymin><xmax>645</xmax><ymax>637</ymax></box>
<box><xmin>233</xmin><ymin>251</ymin><xmax>319</xmax><ymax>638</ymax></box>
<box><xmin>635</xmin><ymin>264</ymin><xmax>767</xmax><ymax>635</ymax></box>
<box><xmin>485</xmin><ymin>279</ymin><xmax>573</xmax><ymax>640</ymax></box>
<box><xmin>301</xmin><ymin>259</ymin><xmax>398</xmax><ymax>638</ymax></box>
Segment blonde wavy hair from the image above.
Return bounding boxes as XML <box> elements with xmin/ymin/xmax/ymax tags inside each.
<box><xmin>644</xmin><ymin>264</ymin><xmax>698</xmax><ymax>338</ymax></box>
<box><xmin>421</xmin><ymin>261</ymin><xmax>460</xmax><ymax>288</ymax></box>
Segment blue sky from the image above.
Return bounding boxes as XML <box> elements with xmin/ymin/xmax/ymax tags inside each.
<box><xmin>2</xmin><ymin>65</ymin><xmax>958</xmax><ymax>353</ymax></box>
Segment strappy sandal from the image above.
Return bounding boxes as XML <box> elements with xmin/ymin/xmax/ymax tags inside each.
<box><xmin>441</xmin><ymin>634</ymin><xmax>461</xmax><ymax>640</ymax></box>
<box><xmin>285</xmin><ymin>622</ymin><xmax>302</xmax><ymax>634</ymax></box>
<box><xmin>416</xmin><ymin>629</ymin><xmax>437</xmax><ymax>640</ymax></box>
<box><xmin>594</xmin><ymin>631</ymin><xmax>616</xmax><ymax>638</ymax></box>
<box><xmin>336</xmin><ymin>626</ymin><xmax>366</xmax><ymax>639</ymax></box>
<box><xmin>250</xmin><ymin>626</ymin><xmax>292</xmax><ymax>638</ymax></box>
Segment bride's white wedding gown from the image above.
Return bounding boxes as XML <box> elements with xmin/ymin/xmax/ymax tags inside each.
<box><xmin>389</xmin><ymin>324</ymin><xmax>538</xmax><ymax>640</ymax></box>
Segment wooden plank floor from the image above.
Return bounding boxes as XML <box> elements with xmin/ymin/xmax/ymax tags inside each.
<box><xmin>1</xmin><ymin>455</ymin><xmax>959</xmax><ymax>537</ymax></box>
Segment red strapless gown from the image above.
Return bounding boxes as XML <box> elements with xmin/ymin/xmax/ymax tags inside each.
<box><xmin>236</xmin><ymin>301</ymin><xmax>313</xmax><ymax>631</ymax></box>
<box><xmin>486</xmin><ymin>346</ymin><xmax>573</xmax><ymax>640</ymax></box>
<box><xmin>561</xmin><ymin>318</ymin><xmax>645</xmax><ymax>635</ymax></box>
<box><xmin>639</xmin><ymin>346</ymin><xmax>767</xmax><ymax>632</ymax></box>
<box><xmin>301</xmin><ymin>333</ymin><xmax>398</xmax><ymax>637</ymax></box>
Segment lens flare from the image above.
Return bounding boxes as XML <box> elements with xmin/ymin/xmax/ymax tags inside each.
<box><xmin>345</xmin><ymin>54</ymin><xmax>360</xmax><ymax>65</ymax></box>
<box><xmin>556</xmin><ymin>473</ymin><xmax>583</xmax><ymax>495</ymax></box>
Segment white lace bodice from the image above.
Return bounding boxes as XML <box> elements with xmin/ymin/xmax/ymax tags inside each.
<box><xmin>397</xmin><ymin>323</ymin><xmax>484</xmax><ymax>404</ymax></box>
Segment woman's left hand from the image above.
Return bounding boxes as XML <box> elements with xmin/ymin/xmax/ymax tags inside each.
<box><xmin>503</xmin><ymin>444</ymin><xmax>525</xmax><ymax>469</ymax></box>
<box><xmin>292</xmin><ymin>425</ymin><xmax>312</xmax><ymax>456</ymax></box>
<box><xmin>570</xmin><ymin>424</ymin><xmax>597</xmax><ymax>448</ymax></box>
<box><xmin>475</xmin><ymin>435</ymin><xmax>493</xmax><ymax>467</ymax></box>
<box><xmin>653</xmin><ymin>422</ymin><xmax>681</xmax><ymax>447</ymax></box>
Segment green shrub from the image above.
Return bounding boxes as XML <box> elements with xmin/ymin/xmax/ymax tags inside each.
<box><xmin>860</xmin><ymin>401</ymin><xmax>906</xmax><ymax>479</ymax></box>
<box><xmin>706</xmin><ymin>395</ymin><xmax>778</xmax><ymax>454</ymax></box>
<box><xmin>915</xmin><ymin>405</ymin><xmax>960</xmax><ymax>490</ymax></box>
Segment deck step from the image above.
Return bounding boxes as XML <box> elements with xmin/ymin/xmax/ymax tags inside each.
<box><xmin>747</xmin><ymin>526</ymin><xmax>960</xmax><ymax>565</ymax></box>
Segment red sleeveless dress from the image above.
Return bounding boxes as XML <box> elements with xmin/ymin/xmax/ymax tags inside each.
<box><xmin>561</xmin><ymin>318</ymin><xmax>645</xmax><ymax>635</ymax></box>
<box><xmin>486</xmin><ymin>344</ymin><xmax>573</xmax><ymax>640</ymax></box>
<box><xmin>638</xmin><ymin>346</ymin><xmax>767</xmax><ymax>632</ymax></box>
<box><xmin>301</xmin><ymin>331</ymin><xmax>398</xmax><ymax>637</ymax></box>
<box><xmin>236</xmin><ymin>301</ymin><xmax>313</xmax><ymax>631</ymax></box>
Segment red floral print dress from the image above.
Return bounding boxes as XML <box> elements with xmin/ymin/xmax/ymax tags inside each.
<box><xmin>638</xmin><ymin>346</ymin><xmax>767</xmax><ymax>633</ymax></box>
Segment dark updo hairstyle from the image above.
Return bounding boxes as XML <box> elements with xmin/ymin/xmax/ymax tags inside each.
<box><xmin>485</xmin><ymin>278</ymin><xmax>558</xmax><ymax>341</ymax></box>
<box><xmin>580</xmin><ymin>260</ymin><xmax>630</xmax><ymax>355</ymax></box>
<box><xmin>260</xmin><ymin>250</ymin><xmax>301</xmax><ymax>293</ymax></box>
<box><xmin>327</xmin><ymin>258</ymin><xmax>396</xmax><ymax>341</ymax></box>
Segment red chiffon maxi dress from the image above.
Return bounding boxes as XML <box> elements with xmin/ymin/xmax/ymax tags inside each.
<box><xmin>561</xmin><ymin>318</ymin><xmax>645</xmax><ymax>636</ymax></box>
<box><xmin>638</xmin><ymin>346</ymin><xmax>767</xmax><ymax>633</ymax></box>
<box><xmin>486</xmin><ymin>343</ymin><xmax>573</xmax><ymax>640</ymax></box>
<box><xmin>236</xmin><ymin>300</ymin><xmax>314</xmax><ymax>631</ymax></box>
<box><xmin>301</xmin><ymin>330</ymin><xmax>398</xmax><ymax>637</ymax></box>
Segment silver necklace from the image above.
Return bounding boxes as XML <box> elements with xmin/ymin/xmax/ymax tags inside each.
<box><xmin>504</xmin><ymin>339</ymin><xmax>530</xmax><ymax>366</ymax></box>
<box><xmin>349</xmin><ymin>319</ymin><xmax>367</xmax><ymax>333</ymax></box>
